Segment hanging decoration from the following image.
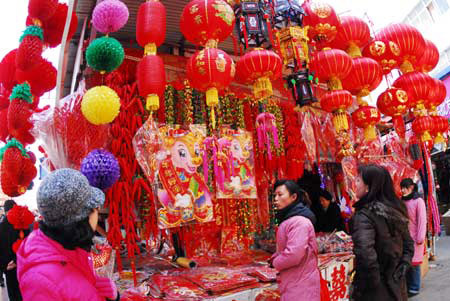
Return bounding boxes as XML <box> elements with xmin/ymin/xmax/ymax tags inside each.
<box><xmin>431</xmin><ymin>115</ymin><xmax>449</xmax><ymax>148</ymax></box>
<box><xmin>16</xmin><ymin>57</ymin><xmax>57</xmax><ymax>98</ymax></box>
<box><xmin>81</xmin><ymin>85</ymin><xmax>121</xmax><ymax>125</ymax></box>
<box><xmin>362</xmin><ymin>38</ymin><xmax>402</xmax><ymax>75</ymax></box>
<box><xmin>7</xmin><ymin>83</ymin><xmax>35</xmax><ymax>146</ymax></box>
<box><xmin>287</xmin><ymin>69</ymin><xmax>316</xmax><ymax>107</ymax></box>
<box><xmin>7</xmin><ymin>204</ymin><xmax>35</xmax><ymax>253</ymax></box>
<box><xmin>301</xmin><ymin>1</ymin><xmax>340</xmax><ymax>46</ymax></box>
<box><xmin>80</xmin><ymin>149</ymin><xmax>120</xmax><ymax>190</ymax></box>
<box><xmin>377</xmin><ymin>88</ymin><xmax>410</xmax><ymax>140</ymax></box>
<box><xmin>16</xmin><ymin>26</ymin><xmax>44</xmax><ymax>71</ymax></box>
<box><xmin>92</xmin><ymin>0</ymin><xmax>129</xmax><ymax>34</ymax></box>
<box><xmin>412</xmin><ymin>115</ymin><xmax>434</xmax><ymax>148</ymax></box>
<box><xmin>309</xmin><ymin>48</ymin><xmax>352</xmax><ymax>90</ymax></box>
<box><xmin>256</xmin><ymin>112</ymin><xmax>280</xmax><ymax>161</ymax></box>
<box><xmin>28</xmin><ymin>0</ymin><xmax>58</xmax><ymax>24</ymax></box>
<box><xmin>352</xmin><ymin>106</ymin><xmax>381</xmax><ymax>141</ymax></box>
<box><xmin>331</xmin><ymin>16</ymin><xmax>371</xmax><ymax>58</ymax></box>
<box><xmin>414</xmin><ymin>39</ymin><xmax>439</xmax><ymax>73</ymax></box>
<box><xmin>272</xmin><ymin>0</ymin><xmax>306</xmax><ymax>29</ymax></box>
<box><xmin>234</xmin><ymin>1</ymin><xmax>271</xmax><ymax>49</ymax></box>
<box><xmin>86</xmin><ymin>36</ymin><xmax>125</xmax><ymax>74</ymax></box>
<box><xmin>275</xmin><ymin>25</ymin><xmax>309</xmax><ymax>68</ymax></box>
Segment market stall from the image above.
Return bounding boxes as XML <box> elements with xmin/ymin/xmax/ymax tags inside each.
<box><xmin>0</xmin><ymin>0</ymin><xmax>448</xmax><ymax>300</ymax></box>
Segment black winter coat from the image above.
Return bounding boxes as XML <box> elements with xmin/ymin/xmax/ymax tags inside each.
<box><xmin>350</xmin><ymin>198</ymin><xmax>414</xmax><ymax>301</ymax></box>
<box><xmin>0</xmin><ymin>216</ymin><xmax>30</xmax><ymax>272</ymax></box>
<box><xmin>314</xmin><ymin>202</ymin><xmax>344</xmax><ymax>233</ymax></box>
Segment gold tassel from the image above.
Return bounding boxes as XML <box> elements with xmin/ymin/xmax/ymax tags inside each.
<box><xmin>210</xmin><ymin>106</ymin><xmax>216</xmax><ymax>129</ymax></box>
<box><xmin>421</xmin><ymin>130</ymin><xmax>432</xmax><ymax>142</ymax></box>
<box><xmin>364</xmin><ymin>125</ymin><xmax>377</xmax><ymax>141</ymax></box>
<box><xmin>332</xmin><ymin>111</ymin><xmax>349</xmax><ymax>133</ymax></box>
<box><xmin>146</xmin><ymin>94</ymin><xmax>159</xmax><ymax>111</ymax></box>
<box><xmin>400</xmin><ymin>60</ymin><xmax>414</xmax><ymax>74</ymax></box>
<box><xmin>144</xmin><ymin>43</ymin><xmax>157</xmax><ymax>55</ymax></box>
<box><xmin>347</xmin><ymin>41</ymin><xmax>362</xmax><ymax>58</ymax></box>
<box><xmin>253</xmin><ymin>77</ymin><xmax>273</xmax><ymax>99</ymax></box>
<box><xmin>328</xmin><ymin>76</ymin><xmax>343</xmax><ymax>90</ymax></box>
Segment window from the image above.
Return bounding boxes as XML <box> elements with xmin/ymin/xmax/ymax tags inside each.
<box><xmin>434</xmin><ymin>0</ymin><xmax>449</xmax><ymax>14</ymax></box>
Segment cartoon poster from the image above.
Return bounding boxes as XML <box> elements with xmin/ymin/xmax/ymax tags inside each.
<box><xmin>154</xmin><ymin>124</ymin><xmax>214</xmax><ymax>228</ymax></box>
<box><xmin>216</xmin><ymin>127</ymin><xmax>257</xmax><ymax>199</ymax></box>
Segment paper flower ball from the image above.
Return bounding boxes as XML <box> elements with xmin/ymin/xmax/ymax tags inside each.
<box><xmin>81</xmin><ymin>86</ymin><xmax>121</xmax><ymax>125</ymax></box>
<box><xmin>86</xmin><ymin>36</ymin><xmax>124</xmax><ymax>73</ymax></box>
<box><xmin>81</xmin><ymin>149</ymin><xmax>120</xmax><ymax>190</ymax></box>
<box><xmin>92</xmin><ymin>0</ymin><xmax>129</xmax><ymax>34</ymax></box>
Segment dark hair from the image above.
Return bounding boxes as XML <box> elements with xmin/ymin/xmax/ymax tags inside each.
<box><xmin>358</xmin><ymin>164</ymin><xmax>408</xmax><ymax>218</ymax></box>
<box><xmin>4</xmin><ymin>199</ymin><xmax>16</xmax><ymax>212</ymax></box>
<box><xmin>39</xmin><ymin>218</ymin><xmax>95</xmax><ymax>251</ymax></box>
<box><xmin>319</xmin><ymin>189</ymin><xmax>333</xmax><ymax>201</ymax></box>
<box><xmin>274</xmin><ymin>179</ymin><xmax>307</xmax><ymax>205</ymax></box>
<box><xmin>400</xmin><ymin>178</ymin><xmax>418</xmax><ymax>192</ymax></box>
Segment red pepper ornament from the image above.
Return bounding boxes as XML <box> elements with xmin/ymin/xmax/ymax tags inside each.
<box><xmin>7</xmin><ymin>83</ymin><xmax>35</xmax><ymax>146</ymax></box>
<box><xmin>16</xmin><ymin>26</ymin><xmax>44</xmax><ymax>71</ymax></box>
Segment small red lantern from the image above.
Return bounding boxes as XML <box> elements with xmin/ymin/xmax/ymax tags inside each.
<box><xmin>180</xmin><ymin>0</ymin><xmax>235</xmax><ymax>47</ymax></box>
<box><xmin>235</xmin><ymin>49</ymin><xmax>282</xmax><ymax>99</ymax></box>
<box><xmin>309</xmin><ymin>48</ymin><xmax>352</xmax><ymax>90</ymax></box>
<box><xmin>136</xmin><ymin>0</ymin><xmax>166</xmax><ymax>112</ymax></box>
<box><xmin>343</xmin><ymin>57</ymin><xmax>383</xmax><ymax>104</ymax></box>
<box><xmin>377</xmin><ymin>88</ymin><xmax>409</xmax><ymax>139</ymax></box>
<box><xmin>393</xmin><ymin>71</ymin><xmax>435</xmax><ymax>115</ymax></box>
<box><xmin>320</xmin><ymin>90</ymin><xmax>353</xmax><ymax>133</ymax></box>
<box><xmin>302</xmin><ymin>1</ymin><xmax>340</xmax><ymax>44</ymax></box>
<box><xmin>431</xmin><ymin>115</ymin><xmax>448</xmax><ymax>146</ymax></box>
<box><xmin>332</xmin><ymin>16</ymin><xmax>370</xmax><ymax>58</ymax></box>
<box><xmin>15</xmin><ymin>58</ymin><xmax>57</xmax><ymax>97</ymax></box>
<box><xmin>427</xmin><ymin>78</ymin><xmax>446</xmax><ymax>112</ymax></box>
<box><xmin>352</xmin><ymin>106</ymin><xmax>381</xmax><ymax>141</ymax></box>
<box><xmin>377</xmin><ymin>23</ymin><xmax>426</xmax><ymax>73</ymax></box>
<box><xmin>187</xmin><ymin>48</ymin><xmax>235</xmax><ymax>128</ymax></box>
<box><xmin>362</xmin><ymin>38</ymin><xmax>402</xmax><ymax>75</ymax></box>
<box><xmin>414</xmin><ymin>39</ymin><xmax>439</xmax><ymax>73</ymax></box>
<box><xmin>412</xmin><ymin>115</ymin><xmax>434</xmax><ymax>143</ymax></box>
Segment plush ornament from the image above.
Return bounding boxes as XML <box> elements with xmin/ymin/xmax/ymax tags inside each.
<box><xmin>80</xmin><ymin>149</ymin><xmax>120</xmax><ymax>190</ymax></box>
<box><xmin>86</xmin><ymin>36</ymin><xmax>124</xmax><ymax>73</ymax></box>
<box><xmin>27</xmin><ymin>3</ymin><xmax>78</xmax><ymax>48</ymax></box>
<box><xmin>28</xmin><ymin>0</ymin><xmax>58</xmax><ymax>24</ymax></box>
<box><xmin>81</xmin><ymin>86</ymin><xmax>121</xmax><ymax>125</ymax></box>
<box><xmin>16</xmin><ymin>26</ymin><xmax>44</xmax><ymax>71</ymax></box>
<box><xmin>7</xmin><ymin>205</ymin><xmax>35</xmax><ymax>230</ymax></box>
<box><xmin>92</xmin><ymin>0</ymin><xmax>129</xmax><ymax>34</ymax></box>
<box><xmin>0</xmin><ymin>139</ymin><xmax>37</xmax><ymax>197</ymax></box>
<box><xmin>8</xmin><ymin>83</ymin><xmax>35</xmax><ymax>146</ymax></box>
<box><xmin>16</xmin><ymin>58</ymin><xmax>57</xmax><ymax>97</ymax></box>
<box><xmin>0</xmin><ymin>49</ymin><xmax>18</xmax><ymax>91</ymax></box>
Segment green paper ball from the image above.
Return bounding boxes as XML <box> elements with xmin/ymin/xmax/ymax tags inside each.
<box><xmin>86</xmin><ymin>36</ymin><xmax>124</xmax><ymax>73</ymax></box>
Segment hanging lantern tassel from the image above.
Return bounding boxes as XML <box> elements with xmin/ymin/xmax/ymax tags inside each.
<box><xmin>332</xmin><ymin>111</ymin><xmax>349</xmax><ymax>133</ymax></box>
<box><xmin>392</xmin><ymin>115</ymin><xmax>406</xmax><ymax>140</ymax></box>
<box><xmin>145</xmin><ymin>94</ymin><xmax>159</xmax><ymax>111</ymax></box>
<box><xmin>254</xmin><ymin>77</ymin><xmax>273</xmax><ymax>99</ymax></box>
<box><xmin>206</xmin><ymin>87</ymin><xmax>218</xmax><ymax>128</ymax></box>
<box><xmin>364</xmin><ymin>125</ymin><xmax>377</xmax><ymax>141</ymax></box>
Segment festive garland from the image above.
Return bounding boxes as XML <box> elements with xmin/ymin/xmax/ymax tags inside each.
<box><xmin>183</xmin><ymin>80</ymin><xmax>193</xmax><ymax>125</ymax></box>
<box><xmin>164</xmin><ymin>85</ymin><xmax>175</xmax><ymax>125</ymax></box>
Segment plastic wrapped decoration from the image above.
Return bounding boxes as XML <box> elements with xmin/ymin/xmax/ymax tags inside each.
<box><xmin>81</xmin><ymin>149</ymin><xmax>120</xmax><ymax>190</ymax></box>
<box><xmin>81</xmin><ymin>85</ymin><xmax>121</xmax><ymax>125</ymax></box>
<box><xmin>7</xmin><ymin>204</ymin><xmax>35</xmax><ymax>252</ymax></box>
<box><xmin>92</xmin><ymin>0</ymin><xmax>129</xmax><ymax>34</ymax></box>
<box><xmin>32</xmin><ymin>83</ymin><xmax>110</xmax><ymax>169</ymax></box>
<box><xmin>86</xmin><ymin>36</ymin><xmax>125</xmax><ymax>73</ymax></box>
<box><xmin>16</xmin><ymin>26</ymin><xmax>44</xmax><ymax>71</ymax></box>
<box><xmin>0</xmin><ymin>139</ymin><xmax>37</xmax><ymax>197</ymax></box>
<box><xmin>8</xmin><ymin>83</ymin><xmax>35</xmax><ymax>146</ymax></box>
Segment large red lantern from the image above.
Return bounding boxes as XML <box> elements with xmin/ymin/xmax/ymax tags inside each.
<box><xmin>309</xmin><ymin>48</ymin><xmax>352</xmax><ymax>90</ymax></box>
<box><xmin>377</xmin><ymin>88</ymin><xmax>409</xmax><ymax>139</ymax></box>
<box><xmin>342</xmin><ymin>57</ymin><xmax>383</xmax><ymax>104</ymax></box>
<box><xmin>235</xmin><ymin>49</ymin><xmax>282</xmax><ymax>99</ymax></box>
<box><xmin>136</xmin><ymin>0</ymin><xmax>166</xmax><ymax>112</ymax></box>
<box><xmin>412</xmin><ymin>115</ymin><xmax>434</xmax><ymax>143</ymax></box>
<box><xmin>352</xmin><ymin>106</ymin><xmax>381</xmax><ymax>141</ymax></box>
<box><xmin>320</xmin><ymin>90</ymin><xmax>353</xmax><ymax>133</ymax></box>
<box><xmin>180</xmin><ymin>0</ymin><xmax>235</xmax><ymax>47</ymax></box>
<box><xmin>377</xmin><ymin>23</ymin><xmax>426</xmax><ymax>73</ymax></box>
<box><xmin>362</xmin><ymin>38</ymin><xmax>402</xmax><ymax>75</ymax></box>
<box><xmin>427</xmin><ymin>78</ymin><xmax>446</xmax><ymax>112</ymax></box>
<box><xmin>415</xmin><ymin>39</ymin><xmax>439</xmax><ymax>73</ymax></box>
<box><xmin>187</xmin><ymin>48</ymin><xmax>235</xmax><ymax>127</ymax></box>
<box><xmin>393</xmin><ymin>71</ymin><xmax>435</xmax><ymax>115</ymax></box>
<box><xmin>332</xmin><ymin>16</ymin><xmax>370</xmax><ymax>58</ymax></box>
<box><xmin>302</xmin><ymin>1</ymin><xmax>340</xmax><ymax>44</ymax></box>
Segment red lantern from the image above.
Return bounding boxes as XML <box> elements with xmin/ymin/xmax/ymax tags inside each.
<box><xmin>309</xmin><ymin>48</ymin><xmax>352</xmax><ymax>90</ymax></box>
<box><xmin>412</xmin><ymin>115</ymin><xmax>434</xmax><ymax>143</ymax></box>
<box><xmin>187</xmin><ymin>48</ymin><xmax>235</xmax><ymax>127</ymax></box>
<box><xmin>180</xmin><ymin>0</ymin><xmax>235</xmax><ymax>47</ymax></box>
<box><xmin>137</xmin><ymin>55</ymin><xmax>165</xmax><ymax>111</ymax></box>
<box><xmin>320</xmin><ymin>90</ymin><xmax>353</xmax><ymax>133</ymax></box>
<box><xmin>377</xmin><ymin>88</ymin><xmax>409</xmax><ymax>139</ymax></box>
<box><xmin>136</xmin><ymin>0</ymin><xmax>166</xmax><ymax>51</ymax></box>
<box><xmin>16</xmin><ymin>58</ymin><xmax>57</xmax><ymax>97</ymax></box>
<box><xmin>362</xmin><ymin>38</ymin><xmax>402</xmax><ymax>75</ymax></box>
<box><xmin>302</xmin><ymin>1</ymin><xmax>340</xmax><ymax>44</ymax></box>
<box><xmin>393</xmin><ymin>71</ymin><xmax>434</xmax><ymax>114</ymax></box>
<box><xmin>7</xmin><ymin>205</ymin><xmax>35</xmax><ymax>230</ymax></box>
<box><xmin>0</xmin><ymin>49</ymin><xmax>19</xmax><ymax>92</ymax></box>
<box><xmin>332</xmin><ymin>16</ymin><xmax>370</xmax><ymax>58</ymax></box>
<box><xmin>377</xmin><ymin>23</ymin><xmax>426</xmax><ymax>73</ymax></box>
<box><xmin>431</xmin><ymin>115</ymin><xmax>448</xmax><ymax>145</ymax></box>
<box><xmin>415</xmin><ymin>39</ymin><xmax>439</xmax><ymax>73</ymax></box>
<box><xmin>352</xmin><ymin>106</ymin><xmax>381</xmax><ymax>141</ymax></box>
<box><xmin>343</xmin><ymin>57</ymin><xmax>383</xmax><ymax>104</ymax></box>
<box><xmin>428</xmin><ymin>78</ymin><xmax>446</xmax><ymax>112</ymax></box>
<box><xmin>28</xmin><ymin>0</ymin><xmax>59</xmax><ymax>24</ymax></box>
<box><xmin>235</xmin><ymin>49</ymin><xmax>282</xmax><ymax>99</ymax></box>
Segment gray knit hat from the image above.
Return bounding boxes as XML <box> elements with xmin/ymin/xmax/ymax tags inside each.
<box><xmin>37</xmin><ymin>168</ymin><xmax>105</xmax><ymax>227</ymax></box>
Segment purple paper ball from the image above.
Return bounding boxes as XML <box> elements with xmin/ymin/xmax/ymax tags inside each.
<box><xmin>81</xmin><ymin>149</ymin><xmax>120</xmax><ymax>190</ymax></box>
<box><xmin>92</xmin><ymin>0</ymin><xmax>129</xmax><ymax>34</ymax></box>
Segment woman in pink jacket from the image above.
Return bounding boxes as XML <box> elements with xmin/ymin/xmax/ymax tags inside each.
<box><xmin>400</xmin><ymin>178</ymin><xmax>427</xmax><ymax>297</ymax></box>
<box><xmin>270</xmin><ymin>180</ymin><xmax>320</xmax><ymax>301</ymax></box>
<box><xmin>17</xmin><ymin>169</ymin><xmax>120</xmax><ymax>301</ymax></box>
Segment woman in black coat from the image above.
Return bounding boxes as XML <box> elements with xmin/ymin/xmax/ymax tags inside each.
<box><xmin>351</xmin><ymin>165</ymin><xmax>414</xmax><ymax>301</ymax></box>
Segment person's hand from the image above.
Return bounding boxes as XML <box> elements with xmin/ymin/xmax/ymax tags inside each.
<box><xmin>393</xmin><ymin>262</ymin><xmax>410</xmax><ymax>282</ymax></box>
<box><xmin>6</xmin><ymin>261</ymin><xmax>16</xmax><ymax>270</ymax></box>
<box><xmin>95</xmin><ymin>276</ymin><xmax>118</xmax><ymax>300</ymax></box>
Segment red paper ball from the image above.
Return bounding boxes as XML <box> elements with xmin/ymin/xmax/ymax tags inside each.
<box><xmin>180</xmin><ymin>0</ymin><xmax>235</xmax><ymax>46</ymax></box>
<box><xmin>302</xmin><ymin>1</ymin><xmax>340</xmax><ymax>43</ymax></box>
<box><xmin>310</xmin><ymin>49</ymin><xmax>352</xmax><ymax>88</ymax></box>
<box><xmin>136</xmin><ymin>1</ymin><xmax>166</xmax><ymax>48</ymax></box>
<box><xmin>412</xmin><ymin>115</ymin><xmax>434</xmax><ymax>141</ymax></box>
<box><xmin>343</xmin><ymin>57</ymin><xmax>383</xmax><ymax>97</ymax></box>
<box><xmin>137</xmin><ymin>55</ymin><xmax>166</xmax><ymax>100</ymax></box>
<box><xmin>393</xmin><ymin>71</ymin><xmax>434</xmax><ymax>109</ymax></box>
<box><xmin>16</xmin><ymin>58</ymin><xmax>57</xmax><ymax>97</ymax></box>
<box><xmin>16</xmin><ymin>36</ymin><xmax>43</xmax><ymax>71</ymax></box>
<box><xmin>7</xmin><ymin>205</ymin><xmax>35</xmax><ymax>230</ymax></box>
<box><xmin>28</xmin><ymin>0</ymin><xmax>59</xmax><ymax>23</ymax></box>
<box><xmin>377</xmin><ymin>88</ymin><xmax>409</xmax><ymax>117</ymax></box>
<box><xmin>235</xmin><ymin>49</ymin><xmax>282</xmax><ymax>84</ymax></box>
<box><xmin>320</xmin><ymin>90</ymin><xmax>353</xmax><ymax>113</ymax></box>
<box><xmin>362</xmin><ymin>38</ymin><xmax>402</xmax><ymax>74</ymax></box>
<box><xmin>332</xmin><ymin>16</ymin><xmax>370</xmax><ymax>57</ymax></box>
<box><xmin>0</xmin><ymin>49</ymin><xmax>19</xmax><ymax>91</ymax></box>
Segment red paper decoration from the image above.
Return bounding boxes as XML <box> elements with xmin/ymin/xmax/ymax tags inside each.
<box><xmin>332</xmin><ymin>16</ymin><xmax>370</xmax><ymax>58</ymax></box>
<box><xmin>7</xmin><ymin>205</ymin><xmax>35</xmax><ymax>230</ymax></box>
<box><xmin>431</xmin><ymin>115</ymin><xmax>448</xmax><ymax>145</ymax></box>
<box><xmin>137</xmin><ymin>55</ymin><xmax>166</xmax><ymax>110</ymax></box>
<box><xmin>352</xmin><ymin>106</ymin><xmax>381</xmax><ymax>141</ymax></box>
<box><xmin>362</xmin><ymin>38</ymin><xmax>402</xmax><ymax>75</ymax></box>
<box><xmin>309</xmin><ymin>49</ymin><xmax>352</xmax><ymax>90</ymax></box>
<box><xmin>320</xmin><ymin>90</ymin><xmax>353</xmax><ymax>133</ymax></box>
<box><xmin>302</xmin><ymin>1</ymin><xmax>340</xmax><ymax>44</ymax></box>
<box><xmin>0</xmin><ymin>49</ymin><xmax>19</xmax><ymax>91</ymax></box>
<box><xmin>235</xmin><ymin>49</ymin><xmax>282</xmax><ymax>99</ymax></box>
<box><xmin>377</xmin><ymin>23</ymin><xmax>426</xmax><ymax>73</ymax></box>
<box><xmin>343</xmin><ymin>57</ymin><xmax>382</xmax><ymax>104</ymax></box>
<box><xmin>180</xmin><ymin>0</ymin><xmax>235</xmax><ymax>47</ymax></box>
<box><xmin>28</xmin><ymin>0</ymin><xmax>58</xmax><ymax>23</ymax></box>
<box><xmin>136</xmin><ymin>0</ymin><xmax>166</xmax><ymax>49</ymax></box>
<box><xmin>377</xmin><ymin>88</ymin><xmax>409</xmax><ymax>139</ymax></box>
<box><xmin>415</xmin><ymin>39</ymin><xmax>439</xmax><ymax>73</ymax></box>
<box><xmin>16</xmin><ymin>28</ymin><xmax>44</xmax><ymax>71</ymax></box>
<box><xmin>393</xmin><ymin>71</ymin><xmax>434</xmax><ymax>115</ymax></box>
<box><xmin>427</xmin><ymin>78</ymin><xmax>446</xmax><ymax>112</ymax></box>
<box><xmin>412</xmin><ymin>115</ymin><xmax>434</xmax><ymax>143</ymax></box>
<box><xmin>16</xmin><ymin>58</ymin><xmax>57</xmax><ymax>97</ymax></box>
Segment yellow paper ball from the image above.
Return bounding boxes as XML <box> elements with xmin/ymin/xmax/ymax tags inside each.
<box><xmin>81</xmin><ymin>86</ymin><xmax>121</xmax><ymax>125</ymax></box>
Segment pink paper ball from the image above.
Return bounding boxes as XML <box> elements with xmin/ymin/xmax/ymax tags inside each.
<box><xmin>92</xmin><ymin>0</ymin><xmax>129</xmax><ymax>34</ymax></box>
